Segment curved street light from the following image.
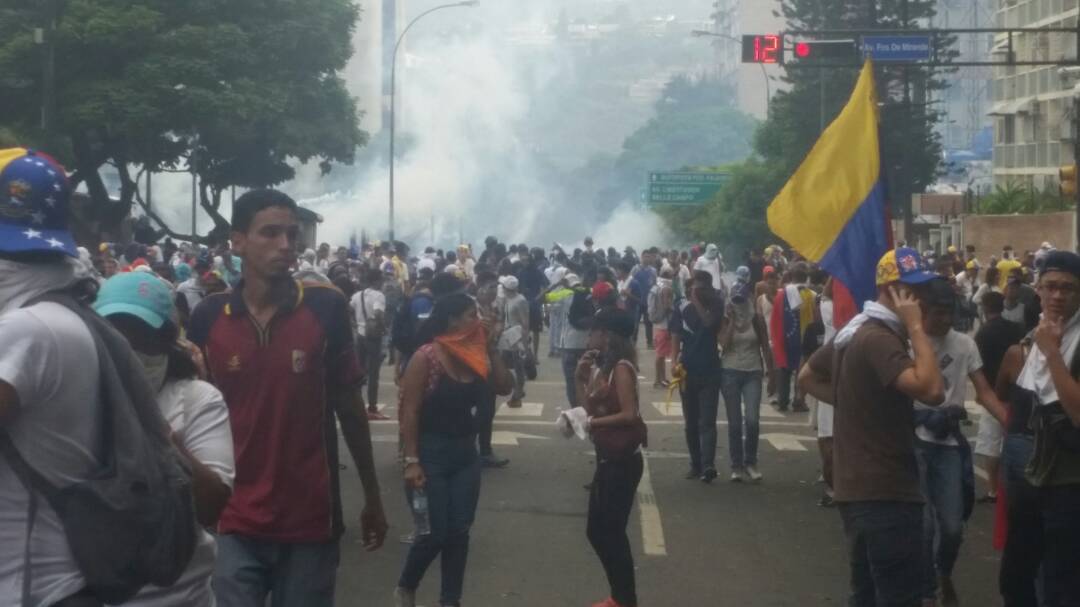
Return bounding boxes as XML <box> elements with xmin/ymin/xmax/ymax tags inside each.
<box><xmin>388</xmin><ymin>0</ymin><xmax>479</xmax><ymax>244</ymax></box>
<box><xmin>690</xmin><ymin>29</ymin><xmax>772</xmax><ymax>118</ymax></box>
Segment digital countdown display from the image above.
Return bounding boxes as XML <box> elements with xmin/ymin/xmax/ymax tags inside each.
<box><xmin>741</xmin><ymin>35</ymin><xmax>781</xmax><ymax>64</ymax></box>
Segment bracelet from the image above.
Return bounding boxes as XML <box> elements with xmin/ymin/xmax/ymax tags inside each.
<box><xmin>403</xmin><ymin>456</ymin><xmax>420</xmax><ymax>466</ymax></box>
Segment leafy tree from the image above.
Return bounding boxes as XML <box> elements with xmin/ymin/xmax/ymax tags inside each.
<box><xmin>611</xmin><ymin>76</ymin><xmax>757</xmax><ymax>203</ymax></box>
<box><xmin>0</xmin><ymin>0</ymin><xmax>365</xmax><ymax>242</ymax></box>
<box><xmin>975</xmin><ymin>183</ymin><xmax>1068</xmax><ymax>215</ymax></box>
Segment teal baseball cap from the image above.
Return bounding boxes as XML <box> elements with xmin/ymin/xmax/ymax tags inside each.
<box><xmin>94</xmin><ymin>272</ymin><xmax>175</xmax><ymax>329</ymax></box>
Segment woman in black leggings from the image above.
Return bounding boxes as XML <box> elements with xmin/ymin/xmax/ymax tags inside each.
<box><xmin>575</xmin><ymin>310</ymin><xmax>648</xmax><ymax>607</ymax></box>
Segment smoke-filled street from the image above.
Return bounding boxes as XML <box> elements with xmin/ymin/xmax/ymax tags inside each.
<box><xmin>334</xmin><ymin>334</ymin><xmax>1004</xmax><ymax>606</ymax></box>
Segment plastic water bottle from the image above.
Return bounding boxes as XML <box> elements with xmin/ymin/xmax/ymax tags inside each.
<box><xmin>411</xmin><ymin>488</ymin><xmax>431</xmax><ymax>536</ymax></box>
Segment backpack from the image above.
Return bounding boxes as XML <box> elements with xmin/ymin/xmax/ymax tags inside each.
<box><xmin>0</xmin><ymin>292</ymin><xmax>197</xmax><ymax>605</ymax></box>
<box><xmin>391</xmin><ymin>292</ymin><xmax>433</xmax><ymax>356</ymax></box>
<box><xmin>647</xmin><ymin>283</ymin><xmax>670</xmax><ymax>325</ymax></box>
<box><xmin>567</xmin><ymin>288</ymin><xmax>594</xmax><ymax>331</ymax></box>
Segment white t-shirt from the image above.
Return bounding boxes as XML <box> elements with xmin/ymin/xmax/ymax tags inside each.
<box><xmin>0</xmin><ymin>303</ymin><xmax>102</xmax><ymax>607</ymax></box>
<box><xmin>693</xmin><ymin>257</ymin><xmax>723</xmax><ymax>290</ymax></box>
<box><xmin>915</xmin><ymin>330</ymin><xmax>983</xmax><ymax>446</ymax></box>
<box><xmin>126</xmin><ymin>379</ymin><xmax>234</xmax><ymax>607</ymax></box>
<box><xmin>350</xmin><ymin>288</ymin><xmax>386</xmax><ymax>337</ymax></box>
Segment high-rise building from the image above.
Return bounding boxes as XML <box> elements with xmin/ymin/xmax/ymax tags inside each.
<box><xmin>934</xmin><ymin>0</ymin><xmax>994</xmax><ymax>154</ymax></box>
<box><xmin>344</xmin><ymin>0</ymin><xmax>405</xmax><ymax>134</ymax></box>
<box><xmin>736</xmin><ymin>0</ymin><xmax>784</xmax><ymax>120</ymax></box>
<box><xmin>711</xmin><ymin>0</ymin><xmax>785</xmax><ymax>120</ymax></box>
<box><xmin>346</xmin><ymin>1</ymin><xmax>384</xmax><ymax>133</ymax></box>
<box><xmin>991</xmin><ymin>0</ymin><xmax>1080</xmax><ymax>189</ymax></box>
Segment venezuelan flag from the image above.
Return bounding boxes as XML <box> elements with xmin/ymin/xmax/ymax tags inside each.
<box><xmin>766</xmin><ymin>60</ymin><xmax>892</xmax><ymax>329</ymax></box>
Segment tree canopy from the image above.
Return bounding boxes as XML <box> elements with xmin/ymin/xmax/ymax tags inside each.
<box><xmin>0</xmin><ymin>0</ymin><xmax>366</xmax><ymax>242</ymax></box>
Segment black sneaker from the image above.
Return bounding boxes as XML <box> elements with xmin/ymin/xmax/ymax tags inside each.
<box><xmin>701</xmin><ymin>468</ymin><xmax>718</xmax><ymax>483</ymax></box>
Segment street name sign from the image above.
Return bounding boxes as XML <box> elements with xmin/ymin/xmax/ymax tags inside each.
<box><xmin>860</xmin><ymin>35</ymin><xmax>933</xmax><ymax>62</ymax></box>
<box><xmin>646</xmin><ymin>171</ymin><xmax>730</xmax><ymax>206</ymax></box>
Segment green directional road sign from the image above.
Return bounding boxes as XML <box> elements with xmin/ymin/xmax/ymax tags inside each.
<box><xmin>646</xmin><ymin>171</ymin><xmax>730</xmax><ymax>206</ymax></box>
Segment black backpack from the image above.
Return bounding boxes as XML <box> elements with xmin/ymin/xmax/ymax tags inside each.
<box><xmin>567</xmin><ymin>288</ymin><xmax>594</xmax><ymax>331</ymax></box>
<box><xmin>391</xmin><ymin>293</ymin><xmax>433</xmax><ymax>356</ymax></box>
<box><xmin>0</xmin><ymin>292</ymin><xmax>197</xmax><ymax>605</ymax></box>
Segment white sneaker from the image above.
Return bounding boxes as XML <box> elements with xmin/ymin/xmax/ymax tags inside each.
<box><xmin>730</xmin><ymin>468</ymin><xmax>747</xmax><ymax>483</ymax></box>
<box><xmin>394</xmin><ymin>587</ymin><xmax>416</xmax><ymax>607</ymax></box>
<box><xmin>746</xmin><ymin>465</ymin><xmax>763</xmax><ymax>482</ymax></box>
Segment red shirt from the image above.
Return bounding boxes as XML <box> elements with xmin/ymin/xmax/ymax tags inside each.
<box><xmin>190</xmin><ymin>280</ymin><xmax>362</xmax><ymax>542</ymax></box>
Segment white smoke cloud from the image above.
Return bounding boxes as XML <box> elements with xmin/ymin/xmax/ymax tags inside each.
<box><xmin>129</xmin><ymin>0</ymin><xmax>718</xmax><ymax>252</ymax></box>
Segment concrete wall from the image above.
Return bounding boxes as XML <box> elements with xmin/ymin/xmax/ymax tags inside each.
<box><xmin>961</xmin><ymin>211</ymin><xmax>1077</xmax><ymax>257</ymax></box>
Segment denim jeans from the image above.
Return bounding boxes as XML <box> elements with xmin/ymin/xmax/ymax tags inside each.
<box><xmin>776</xmin><ymin>366</ymin><xmax>795</xmax><ymax>409</ymax></box>
<box><xmin>363</xmin><ymin>335</ymin><xmax>384</xmax><ymax>407</ymax></box>
<box><xmin>587</xmin><ymin>452</ymin><xmax>644</xmax><ymax>607</ymax></box>
<box><xmin>680</xmin><ymin>372</ymin><xmax>721</xmax><ymax>473</ymax></box>
<box><xmin>213</xmin><ymin>535</ymin><xmax>340</xmax><ymax>607</ymax></box>
<box><xmin>501</xmin><ymin>350</ymin><xmax>526</xmax><ymax>401</ymax></box>
<box><xmin>721</xmin><ymin>369</ymin><xmax>763</xmax><ymax>469</ymax></box>
<box><xmin>999</xmin><ymin>434</ymin><xmax>1042</xmax><ymax>607</ymax></box>
<box><xmin>1040</xmin><ymin>483</ymin><xmax>1080</xmax><ymax>607</ymax></box>
<box><xmin>562</xmin><ymin>349</ymin><xmax>585</xmax><ymax>407</ymax></box>
<box><xmin>838</xmin><ymin>501</ymin><xmax>924</xmax><ymax>607</ymax></box>
<box><xmin>398</xmin><ymin>433</ymin><xmax>482</xmax><ymax>607</ymax></box>
<box><xmin>475</xmin><ymin>389</ymin><xmax>496</xmax><ymax>457</ymax></box>
<box><xmin>914</xmin><ymin>440</ymin><xmax>965</xmax><ymax>599</ymax></box>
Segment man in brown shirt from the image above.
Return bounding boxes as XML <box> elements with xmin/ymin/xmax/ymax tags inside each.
<box><xmin>801</xmin><ymin>248</ymin><xmax>945</xmax><ymax>607</ymax></box>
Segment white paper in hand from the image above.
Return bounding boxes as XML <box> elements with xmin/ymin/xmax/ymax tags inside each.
<box><xmin>556</xmin><ymin>407</ymin><xmax>589</xmax><ymax>440</ymax></box>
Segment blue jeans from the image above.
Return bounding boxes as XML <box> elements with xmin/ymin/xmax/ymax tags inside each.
<box><xmin>839</xmin><ymin>501</ymin><xmax>924</xmax><ymax>607</ymax></box>
<box><xmin>1040</xmin><ymin>483</ymin><xmax>1080</xmax><ymax>607</ymax></box>
<box><xmin>680</xmin><ymin>371</ymin><xmax>721</xmax><ymax>473</ymax></box>
<box><xmin>398</xmin><ymin>433</ymin><xmax>482</xmax><ymax>606</ymax></box>
<box><xmin>914</xmin><ymin>440</ymin><xmax>965</xmax><ymax>599</ymax></box>
<box><xmin>999</xmin><ymin>434</ymin><xmax>1043</xmax><ymax>607</ymax></box>
<box><xmin>721</xmin><ymin>369</ymin><xmax>763</xmax><ymax>469</ymax></box>
<box><xmin>562</xmin><ymin>349</ymin><xmax>585</xmax><ymax>407</ymax></box>
<box><xmin>213</xmin><ymin>535</ymin><xmax>340</xmax><ymax>607</ymax></box>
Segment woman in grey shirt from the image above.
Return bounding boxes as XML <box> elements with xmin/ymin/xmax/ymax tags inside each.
<box><xmin>720</xmin><ymin>270</ymin><xmax>775</xmax><ymax>483</ymax></box>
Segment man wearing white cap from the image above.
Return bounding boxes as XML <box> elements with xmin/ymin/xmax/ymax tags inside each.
<box><xmin>497</xmin><ymin>275</ymin><xmax>530</xmax><ymax>408</ymax></box>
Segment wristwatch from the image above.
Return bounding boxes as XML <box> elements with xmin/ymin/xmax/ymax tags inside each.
<box><xmin>403</xmin><ymin>456</ymin><xmax>420</xmax><ymax>466</ymax></box>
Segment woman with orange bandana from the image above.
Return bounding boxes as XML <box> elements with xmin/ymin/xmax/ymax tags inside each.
<box><xmin>395</xmin><ymin>273</ymin><xmax>514</xmax><ymax>607</ymax></box>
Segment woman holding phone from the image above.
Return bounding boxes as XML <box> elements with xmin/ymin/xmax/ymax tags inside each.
<box><xmin>575</xmin><ymin>310</ymin><xmax>648</xmax><ymax>607</ymax></box>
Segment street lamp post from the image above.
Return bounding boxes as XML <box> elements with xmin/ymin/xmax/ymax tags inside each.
<box><xmin>389</xmin><ymin>0</ymin><xmax>478</xmax><ymax>244</ymax></box>
<box><xmin>690</xmin><ymin>29</ymin><xmax>772</xmax><ymax>117</ymax></box>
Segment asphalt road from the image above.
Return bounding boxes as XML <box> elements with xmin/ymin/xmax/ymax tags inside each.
<box><xmin>334</xmin><ymin>336</ymin><xmax>1002</xmax><ymax>606</ymax></box>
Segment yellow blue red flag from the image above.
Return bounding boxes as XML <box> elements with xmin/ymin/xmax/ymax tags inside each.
<box><xmin>767</xmin><ymin>59</ymin><xmax>891</xmax><ymax>326</ymax></box>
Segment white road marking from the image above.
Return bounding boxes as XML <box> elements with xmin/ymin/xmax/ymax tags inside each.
<box><xmin>583</xmin><ymin>450</ymin><xmax>688</xmax><ymax>459</ymax></box>
<box><xmin>651</xmin><ymin>401</ymin><xmax>683</xmax><ymax>417</ymax></box>
<box><xmin>490</xmin><ymin>431</ymin><xmax>550</xmax><ymax>446</ymax></box>
<box><xmin>497</xmin><ymin>402</ymin><xmax>545</xmax><ymax>417</ymax></box>
<box><xmin>637</xmin><ymin>451</ymin><xmax>668</xmax><ymax>556</ymax></box>
<box><xmin>369</xmin><ymin>418</ymin><xmax>815</xmax><ymax>428</ymax></box>
<box><xmin>759</xmin><ymin>404</ymin><xmax>783</xmax><ymax>418</ymax></box>
<box><xmin>761</xmin><ymin>433</ymin><xmax>816</xmax><ymax>451</ymax></box>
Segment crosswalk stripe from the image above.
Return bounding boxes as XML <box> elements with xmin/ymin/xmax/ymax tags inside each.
<box><xmin>651</xmin><ymin>401</ymin><xmax>682</xmax><ymax>417</ymax></box>
<box><xmin>497</xmin><ymin>402</ymin><xmax>545</xmax><ymax>417</ymax></box>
